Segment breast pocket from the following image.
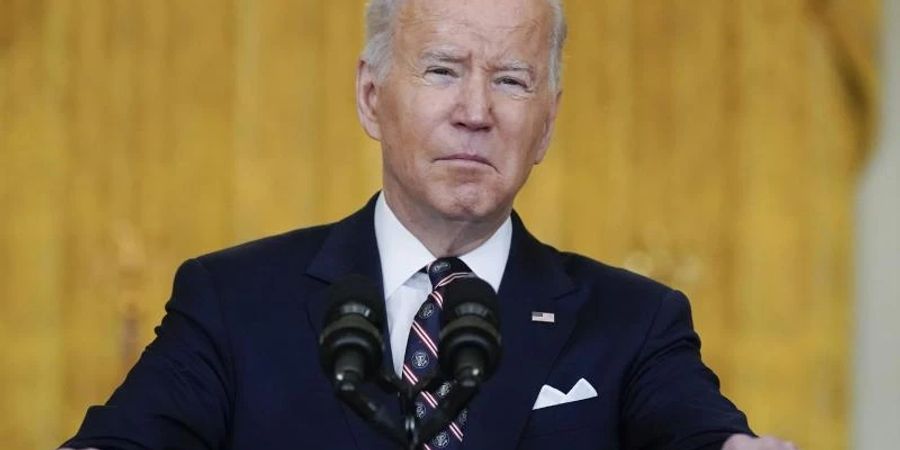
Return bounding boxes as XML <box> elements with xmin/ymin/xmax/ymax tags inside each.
<box><xmin>521</xmin><ymin>392</ymin><xmax>613</xmax><ymax>438</ymax></box>
<box><xmin>517</xmin><ymin>393</ymin><xmax>620</xmax><ymax>450</ymax></box>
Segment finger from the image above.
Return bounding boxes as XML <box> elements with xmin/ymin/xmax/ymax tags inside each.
<box><xmin>722</xmin><ymin>433</ymin><xmax>755</xmax><ymax>449</ymax></box>
<box><xmin>762</xmin><ymin>435</ymin><xmax>798</xmax><ymax>450</ymax></box>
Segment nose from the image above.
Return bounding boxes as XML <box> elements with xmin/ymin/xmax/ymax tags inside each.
<box><xmin>452</xmin><ymin>74</ymin><xmax>494</xmax><ymax>132</ymax></box>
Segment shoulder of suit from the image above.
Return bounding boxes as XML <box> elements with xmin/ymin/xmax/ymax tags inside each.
<box><xmin>549</xmin><ymin>245</ymin><xmax>679</xmax><ymax>307</ymax></box>
<box><xmin>190</xmin><ymin>222</ymin><xmax>335</xmax><ymax>276</ymax></box>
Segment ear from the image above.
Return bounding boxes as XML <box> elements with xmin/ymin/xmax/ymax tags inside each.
<box><xmin>534</xmin><ymin>90</ymin><xmax>562</xmax><ymax>165</ymax></box>
<box><xmin>356</xmin><ymin>59</ymin><xmax>382</xmax><ymax>141</ymax></box>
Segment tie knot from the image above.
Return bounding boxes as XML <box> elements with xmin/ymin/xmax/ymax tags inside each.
<box><xmin>426</xmin><ymin>257</ymin><xmax>473</xmax><ymax>289</ymax></box>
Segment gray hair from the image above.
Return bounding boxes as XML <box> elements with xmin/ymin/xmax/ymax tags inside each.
<box><xmin>362</xmin><ymin>0</ymin><xmax>567</xmax><ymax>93</ymax></box>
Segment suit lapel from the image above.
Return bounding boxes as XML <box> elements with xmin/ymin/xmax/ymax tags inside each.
<box><xmin>461</xmin><ymin>213</ymin><xmax>581</xmax><ymax>449</ymax></box>
<box><xmin>303</xmin><ymin>200</ymin><xmax>581</xmax><ymax>450</ymax></box>
<box><xmin>303</xmin><ymin>195</ymin><xmax>399</xmax><ymax>450</ymax></box>
<box><xmin>305</xmin><ymin>194</ymin><xmax>383</xmax><ymax>337</ymax></box>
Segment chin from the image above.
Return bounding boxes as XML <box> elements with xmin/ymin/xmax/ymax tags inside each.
<box><xmin>430</xmin><ymin>186</ymin><xmax>506</xmax><ymax>222</ymax></box>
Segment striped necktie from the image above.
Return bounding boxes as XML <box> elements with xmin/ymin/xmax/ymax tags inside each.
<box><xmin>402</xmin><ymin>257</ymin><xmax>473</xmax><ymax>450</ymax></box>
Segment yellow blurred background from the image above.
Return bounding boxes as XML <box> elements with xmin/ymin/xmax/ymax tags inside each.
<box><xmin>0</xmin><ymin>0</ymin><xmax>882</xmax><ymax>449</ymax></box>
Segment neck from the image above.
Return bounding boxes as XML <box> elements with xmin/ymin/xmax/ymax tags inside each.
<box><xmin>382</xmin><ymin>188</ymin><xmax>509</xmax><ymax>257</ymax></box>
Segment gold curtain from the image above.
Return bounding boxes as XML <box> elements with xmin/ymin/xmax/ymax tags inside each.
<box><xmin>0</xmin><ymin>1</ymin><xmax>879</xmax><ymax>449</ymax></box>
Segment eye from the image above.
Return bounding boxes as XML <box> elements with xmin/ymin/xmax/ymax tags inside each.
<box><xmin>497</xmin><ymin>76</ymin><xmax>528</xmax><ymax>90</ymax></box>
<box><xmin>426</xmin><ymin>66</ymin><xmax>456</xmax><ymax>77</ymax></box>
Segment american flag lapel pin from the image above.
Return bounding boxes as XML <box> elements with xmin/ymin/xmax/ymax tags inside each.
<box><xmin>531</xmin><ymin>311</ymin><xmax>555</xmax><ymax>323</ymax></box>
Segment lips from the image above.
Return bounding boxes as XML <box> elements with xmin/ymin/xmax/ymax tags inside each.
<box><xmin>437</xmin><ymin>153</ymin><xmax>492</xmax><ymax>166</ymax></box>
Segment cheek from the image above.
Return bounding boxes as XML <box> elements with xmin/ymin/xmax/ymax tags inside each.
<box><xmin>398</xmin><ymin>91</ymin><xmax>455</xmax><ymax>146</ymax></box>
<box><xmin>494</xmin><ymin>108</ymin><xmax>545</xmax><ymax>167</ymax></box>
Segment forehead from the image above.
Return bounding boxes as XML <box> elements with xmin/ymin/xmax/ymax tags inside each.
<box><xmin>395</xmin><ymin>0</ymin><xmax>553</xmax><ymax>61</ymax></box>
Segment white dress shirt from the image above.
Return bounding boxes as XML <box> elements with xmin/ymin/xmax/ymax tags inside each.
<box><xmin>374</xmin><ymin>193</ymin><xmax>512</xmax><ymax>376</ymax></box>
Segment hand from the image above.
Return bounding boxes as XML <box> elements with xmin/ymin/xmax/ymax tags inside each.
<box><xmin>723</xmin><ymin>434</ymin><xmax>798</xmax><ymax>450</ymax></box>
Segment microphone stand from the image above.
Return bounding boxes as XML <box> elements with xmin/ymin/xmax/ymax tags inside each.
<box><xmin>333</xmin><ymin>371</ymin><xmax>408</xmax><ymax>447</ymax></box>
<box><xmin>415</xmin><ymin>368</ymin><xmax>480</xmax><ymax>446</ymax></box>
<box><xmin>333</xmin><ymin>367</ymin><xmax>481</xmax><ymax>450</ymax></box>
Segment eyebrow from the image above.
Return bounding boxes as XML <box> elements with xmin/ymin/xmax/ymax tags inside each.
<box><xmin>420</xmin><ymin>49</ymin><xmax>468</xmax><ymax>63</ymax></box>
<box><xmin>419</xmin><ymin>50</ymin><xmax>536</xmax><ymax>77</ymax></box>
<box><xmin>494</xmin><ymin>60</ymin><xmax>535</xmax><ymax>77</ymax></box>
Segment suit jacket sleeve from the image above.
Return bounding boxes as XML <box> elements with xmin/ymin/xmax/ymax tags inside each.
<box><xmin>62</xmin><ymin>259</ymin><xmax>233</xmax><ymax>450</ymax></box>
<box><xmin>622</xmin><ymin>289</ymin><xmax>753</xmax><ymax>450</ymax></box>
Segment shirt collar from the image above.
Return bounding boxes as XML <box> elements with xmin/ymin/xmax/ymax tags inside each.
<box><xmin>374</xmin><ymin>192</ymin><xmax>512</xmax><ymax>300</ymax></box>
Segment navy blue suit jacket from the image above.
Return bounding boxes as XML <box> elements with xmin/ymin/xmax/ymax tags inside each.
<box><xmin>64</xmin><ymin>196</ymin><xmax>752</xmax><ymax>449</ymax></box>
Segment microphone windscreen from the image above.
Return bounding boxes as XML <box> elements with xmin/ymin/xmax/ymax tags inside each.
<box><xmin>441</xmin><ymin>277</ymin><xmax>499</xmax><ymax>323</ymax></box>
<box><xmin>326</xmin><ymin>274</ymin><xmax>384</xmax><ymax>325</ymax></box>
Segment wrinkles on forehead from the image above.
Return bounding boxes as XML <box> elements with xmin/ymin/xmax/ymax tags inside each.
<box><xmin>393</xmin><ymin>0</ymin><xmax>553</xmax><ymax>87</ymax></box>
<box><xmin>421</xmin><ymin>48</ymin><xmax>536</xmax><ymax>77</ymax></box>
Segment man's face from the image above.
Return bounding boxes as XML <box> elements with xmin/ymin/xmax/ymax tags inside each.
<box><xmin>358</xmin><ymin>0</ymin><xmax>560</xmax><ymax>223</ymax></box>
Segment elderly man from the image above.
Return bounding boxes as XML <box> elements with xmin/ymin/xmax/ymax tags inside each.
<box><xmin>63</xmin><ymin>0</ymin><xmax>796</xmax><ymax>449</ymax></box>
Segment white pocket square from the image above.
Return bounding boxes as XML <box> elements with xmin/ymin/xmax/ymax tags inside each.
<box><xmin>532</xmin><ymin>378</ymin><xmax>598</xmax><ymax>410</ymax></box>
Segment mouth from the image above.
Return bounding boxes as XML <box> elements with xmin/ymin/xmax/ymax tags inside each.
<box><xmin>436</xmin><ymin>153</ymin><xmax>494</xmax><ymax>168</ymax></box>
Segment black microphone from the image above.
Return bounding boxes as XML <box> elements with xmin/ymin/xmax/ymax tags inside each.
<box><xmin>319</xmin><ymin>275</ymin><xmax>385</xmax><ymax>387</ymax></box>
<box><xmin>318</xmin><ymin>276</ymin><xmax>408</xmax><ymax>447</ymax></box>
<box><xmin>438</xmin><ymin>277</ymin><xmax>502</xmax><ymax>385</ymax></box>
